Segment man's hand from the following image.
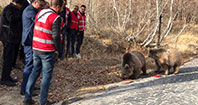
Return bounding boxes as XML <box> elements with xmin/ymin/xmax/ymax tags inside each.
<box><xmin>55</xmin><ymin>51</ymin><xmax>59</xmax><ymax>59</ymax></box>
<box><xmin>55</xmin><ymin>51</ymin><xmax>59</xmax><ymax>55</ymax></box>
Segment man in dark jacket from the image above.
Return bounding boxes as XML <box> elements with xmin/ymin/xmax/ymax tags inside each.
<box><xmin>20</xmin><ymin>0</ymin><xmax>45</xmax><ymax>95</ymax></box>
<box><xmin>67</xmin><ymin>5</ymin><xmax>79</xmax><ymax>58</ymax></box>
<box><xmin>59</xmin><ymin>0</ymin><xmax>71</xmax><ymax>58</ymax></box>
<box><xmin>18</xmin><ymin>0</ymin><xmax>33</xmax><ymax>66</ymax></box>
<box><xmin>0</xmin><ymin>0</ymin><xmax>23</xmax><ymax>86</ymax></box>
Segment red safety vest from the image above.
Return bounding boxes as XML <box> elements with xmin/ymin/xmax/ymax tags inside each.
<box><xmin>69</xmin><ymin>12</ymin><xmax>80</xmax><ymax>30</ymax></box>
<box><xmin>78</xmin><ymin>12</ymin><xmax>86</xmax><ymax>31</ymax></box>
<box><xmin>33</xmin><ymin>9</ymin><xmax>60</xmax><ymax>52</ymax></box>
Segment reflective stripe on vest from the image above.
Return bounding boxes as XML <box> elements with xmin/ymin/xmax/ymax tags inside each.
<box><xmin>71</xmin><ymin>21</ymin><xmax>78</xmax><ymax>24</ymax></box>
<box><xmin>33</xmin><ymin>37</ymin><xmax>54</xmax><ymax>44</ymax></box>
<box><xmin>79</xmin><ymin>20</ymin><xmax>85</xmax><ymax>23</ymax></box>
<box><xmin>34</xmin><ymin>26</ymin><xmax>52</xmax><ymax>34</ymax></box>
<box><xmin>79</xmin><ymin>25</ymin><xmax>84</xmax><ymax>28</ymax></box>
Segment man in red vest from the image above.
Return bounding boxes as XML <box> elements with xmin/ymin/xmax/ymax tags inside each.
<box><xmin>76</xmin><ymin>5</ymin><xmax>86</xmax><ymax>59</ymax></box>
<box><xmin>23</xmin><ymin>0</ymin><xmax>64</xmax><ymax>104</ymax></box>
<box><xmin>60</xmin><ymin>0</ymin><xmax>71</xmax><ymax>58</ymax></box>
<box><xmin>67</xmin><ymin>5</ymin><xmax>79</xmax><ymax>58</ymax></box>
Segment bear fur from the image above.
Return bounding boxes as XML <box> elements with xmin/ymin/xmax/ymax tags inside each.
<box><xmin>145</xmin><ymin>57</ymin><xmax>158</xmax><ymax>73</ymax></box>
<box><xmin>149</xmin><ymin>48</ymin><xmax>182</xmax><ymax>75</ymax></box>
<box><xmin>121</xmin><ymin>51</ymin><xmax>146</xmax><ymax>79</ymax></box>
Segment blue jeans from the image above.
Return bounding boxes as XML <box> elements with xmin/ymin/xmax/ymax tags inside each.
<box><xmin>21</xmin><ymin>46</ymin><xmax>34</xmax><ymax>94</ymax></box>
<box><xmin>24</xmin><ymin>52</ymin><xmax>56</xmax><ymax>104</ymax></box>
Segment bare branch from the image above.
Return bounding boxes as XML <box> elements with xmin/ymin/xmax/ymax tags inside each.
<box><xmin>162</xmin><ymin>23</ymin><xmax>187</xmax><ymax>46</ymax></box>
<box><xmin>144</xmin><ymin>22</ymin><xmax>159</xmax><ymax>47</ymax></box>
<box><xmin>112</xmin><ymin>0</ymin><xmax>121</xmax><ymax>31</ymax></box>
<box><xmin>159</xmin><ymin>0</ymin><xmax>173</xmax><ymax>42</ymax></box>
<box><xmin>160</xmin><ymin>9</ymin><xmax>181</xmax><ymax>43</ymax></box>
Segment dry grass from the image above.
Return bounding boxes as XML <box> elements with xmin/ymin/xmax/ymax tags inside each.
<box><xmin>163</xmin><ymin>24</ymin><xmax>198</xmax><ymax>53</ymax></box>
<box><xmin>0</xmin><ymin>0</ymin><xmax>11</xmax><ymax>7</ymax></box>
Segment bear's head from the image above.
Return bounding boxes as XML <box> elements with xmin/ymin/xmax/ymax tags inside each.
<box><xmin>121</xmin><ymin>64</ymin><xmax>134</xmax><ymax>79</ymax></box>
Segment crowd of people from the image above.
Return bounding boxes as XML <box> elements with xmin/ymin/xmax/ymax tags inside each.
<box><xmin>0</xmin><ymin>0</ymin><xmax>86</xmax><ymax>104</ymax></box>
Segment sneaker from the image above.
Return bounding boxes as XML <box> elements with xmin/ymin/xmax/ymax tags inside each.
<box><xmin>69</xmin><ymin>54</ymin><xmax>74</xmax><ymax>58</ymax></box>
<box><xmin>20</xmin><ymin>92</ymin><xmax>25</xmax><ymax>95</ymax></box>
<box><xmin>13</xmin><ymin>65</ymin><xmax>21</xmax><ymax>69</ymax></box>
<box><xmin>0</xmin><ymin>80</ymin><xmax>16</xmax><ymax>87</ymax></box>
<box><xmin>20</xmin><ymin>92</ymin><xmax>38</xmax><ymax>97</ymax></box>
<box><xmin>75</xmin><ymin>53</ymin><xmax>81</xmax><ymax>59</ymax></box>
<box><xmin>8</xmin><ymin>77</ymin><xmax>18</xmax><ymax>83</ymax></box>
<box><xmin>23</xmin><ymin>99</ymin><xmax>35</xmax><ymax>105</ymax></box>
<box><xmin>40</xmin><ymin>100</ymin><xmax>55</xmax><ymax>105</ymax></box>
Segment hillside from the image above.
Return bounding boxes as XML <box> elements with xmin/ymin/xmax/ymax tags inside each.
<box><xmin>1</xmin><ymin>24</ymin><xmax>198</xmax><ymax>104</ymax></box>
<box><xmin>0</xmin><ymin>0</ymin><xmax>198</xmax><ymax>104</ymax></box>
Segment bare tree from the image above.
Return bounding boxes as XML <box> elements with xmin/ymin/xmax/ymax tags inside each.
<box><xmin>69</xmin><ymin>0</ymin><xmax>195</xmax><ymax>49</ymax></box>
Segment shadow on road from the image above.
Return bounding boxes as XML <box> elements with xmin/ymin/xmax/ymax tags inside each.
<box><xmin>67</xmin><ymin>66</ymin><xmax>198</xmax><ymax>103</ymax></box>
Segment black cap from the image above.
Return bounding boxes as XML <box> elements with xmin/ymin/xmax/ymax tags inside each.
<box><xmin>12</xmin><ymin>0</ymin><xmax>24</xmax><ymax>4</ymax></box>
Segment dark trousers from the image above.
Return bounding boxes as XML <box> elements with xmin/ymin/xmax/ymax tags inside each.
<box><xmin>66</xmin><ymin>29</ymin><xmax>77</xmax><ymax>57</ymax></box>
<box><xmin>1</xmin><ymin>42</ymin><xmax>19</xmax><ymax>81</ymax></box>
<box><xmin>76</xmin><ymin>31</ymin><xmax>84</xmax><ymax>54</ymax></box>
<box><xmin>59</xmin><ymin>27</ymin><xmax>67</xmax><ymax>58</ymax></box>
<box><xmin>21</xmin><ymin>46</ymin><xmax>34</xmax><ymax>94</ymax></box>
<box><xmin>19</xmin><ymin>45</ymin><xmax>25</xmax><ymax>64</ymax></box>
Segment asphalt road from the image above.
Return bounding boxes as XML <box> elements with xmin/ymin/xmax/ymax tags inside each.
<box><xmin>56</xmin><ymin>59</ymin><xmax>198</xmax><ymax>105</ymax></box>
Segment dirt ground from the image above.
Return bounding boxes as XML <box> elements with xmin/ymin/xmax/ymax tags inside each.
<box><xmin>0</xmin><ymin>35</ymin><xmax>126</xmax><ymax>104</ymax></box>
<box><xmin>0</xmin><ymin>30</ymin><xmax>198</xmax><ymax>104</ymax></box>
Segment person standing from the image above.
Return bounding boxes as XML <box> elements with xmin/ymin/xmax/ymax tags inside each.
<box><xmin>67</xmin><ymin>5</ymin><xmax>79</xmax><ymax>58</ymax></box>
<box><xmin>23</xmin><ymin>0</ymin><xmax>63</xmax><ymax>104</ymax></box>
<box><xmin>0</xmin><ymin>0</ymin><xmax>23</xmax><ymax>86</ymax></box>
<box><xmin>76</xmin><ymin>5</ymin><xmax>86</xmax><ymax>59</ymax></box>
<box><xmin>20</xmin><ymin>0</ymin><xmax>45</xmax><ymax>95</ymax></box>
<box><xmin>18</xmin><ymin>0</ymin><xmax>33</xmax><ymax>67</ymax></box>
<box><xmin>59</xmin><ymin>0</ymin><xmax>71</xmax><ymax>58</ymax></box>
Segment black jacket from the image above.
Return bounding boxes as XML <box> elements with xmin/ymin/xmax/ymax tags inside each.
<box><xmin>0</xmin><ymin>3</ymin><xmax>22</xmax><ymax>44</ymax></box>
<box><xmin>52</xmin><ymin>16</ymin><xmax>62</xmax><ymax>53</ymax></box>
<box><xmin>60</xmin><ymin>7</ymin><xmax>71</xmax><ymax>31</ymax></box>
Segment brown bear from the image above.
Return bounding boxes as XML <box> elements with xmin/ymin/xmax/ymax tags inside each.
<box><xmin>145</xmin><ymin>57</ymin><xmax>158</xmax><ymax>73</ymax></box>
<box><xmin>149</xmin><ymin>48</ymin><xmax>182</xmax><ymax>75</ymax></box>
<box><xmin>121</xmin><ymin>51</ymin><xmax>146</xmax><ymax>79</ymax></box>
